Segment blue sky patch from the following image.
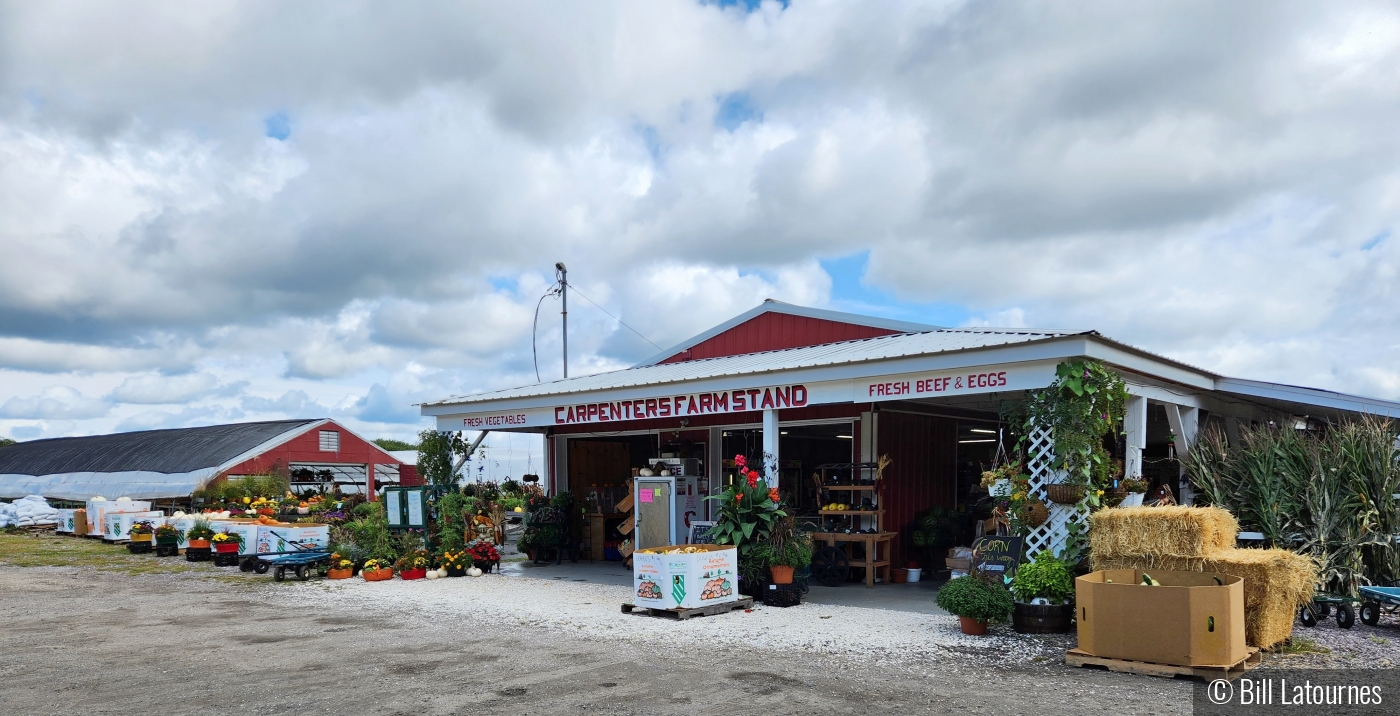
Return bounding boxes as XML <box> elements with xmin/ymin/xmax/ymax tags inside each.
<box><xmin>1362</xmin><ymin>230</ymin><xmax>1389</xmax><ymax>251</ymax></box>
<box><xmin>715</xmin><ymin>92</ymin><xmax>762</xmax><ymax>132</ymax></box>
<box><xmin>264</xmin><ymin>111</ymin><xmax>291</xmax><ymax>141</ymax></box>
<box><xmin>820</xmin><ymin>251</ymin><xmax>971</xmax><ymax>328</ymax></box>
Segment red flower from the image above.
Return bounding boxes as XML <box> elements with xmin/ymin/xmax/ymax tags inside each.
<box><xmin>768</xmin><ymin>488</ymin><xmax>780</xmax><ymax>503</ymax></box>
<box><xmin>733</xmin><ymin>492</ymin><xmax>743</xmax><ymax>502</ymax></box>
<box><xmin>734</xmin><ymin>454</ymin><xmax>747</xmax><ymax>468</ymax></box>
<box><xmin>746</xmin><ymin>471</ymin><xmax>759</xmax><ymax>488</ymax></box>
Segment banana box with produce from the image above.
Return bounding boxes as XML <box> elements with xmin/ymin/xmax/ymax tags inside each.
<box><xmin>632</xmin><ymin>544</ymin><xmax>738</xmax><ymax>610</ymax></box>
<box><xmin>1075</xmin><ymin>569</ymin><xmax>1247</xmax><ymax>668</ymax></box>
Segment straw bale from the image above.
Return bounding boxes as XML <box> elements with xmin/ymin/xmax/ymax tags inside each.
<box><xmin>1089</xmin><ymin>506</ymin><xmax>1238</xmax><ymax>560</ymax></box>
<box><xmin>1204</xmin><ymin>548</ymin><xmax>1318</xmax><ymax>649</ymax></box>
<box><xmin>1089</xmin><ymin>555</ymin><xmax>1207</xmax><ymax>574</ymax></box>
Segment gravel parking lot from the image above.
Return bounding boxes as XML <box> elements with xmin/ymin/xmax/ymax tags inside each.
<box><xmin>0</xmin><ymin>534</ymin><xmax>1394</xmax><ymax>715</ymax></box>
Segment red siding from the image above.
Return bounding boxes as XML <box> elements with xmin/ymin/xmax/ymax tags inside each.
<box><xmin>223</xmin><ymin>420</ymin><xmax>402</xmax><ymax>497</ymax></box>
<box><xmin>399</xmin><ymin>464</ymin><xmax>423</xmax><ymax>486</ymax></box>
<box><xmin>659</xmin><ymin>312</ymin><xmax>900</xmax><ymax>363</ymax></box>
<box><xmin>877</xmin><ymin>411</ymin><xmax>958</xmax><ymax>568</ymax></box>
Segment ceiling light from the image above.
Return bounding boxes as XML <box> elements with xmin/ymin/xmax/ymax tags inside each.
<box><xmin>958</xmin><ymin>439</ymin><xmax>997</xmax><ymax>444</ymax></box>
<box><xmin>969</xmin><ymin>428</ymin><xmax>997</xmax><ymax>434</ymax></box>
<box><xmin>836</xmin><ymin>435</ymin><xmax>853</xmax><ymax>439</ymax></box>
<box><xmin>780</xmin><ymin>431</ymin><xmax>788</xmax><ymax>435</ymax></box>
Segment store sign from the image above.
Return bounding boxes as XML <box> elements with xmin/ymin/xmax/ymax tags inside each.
<box><xmin>861</xmin><ymin>362</ymin><xmax>1057</xmax><ymax>403</ymax></box>
<box><xmin>552</xmin><ymin>384</ymin><xmax>810</xmax><ymax>425</ymax></box>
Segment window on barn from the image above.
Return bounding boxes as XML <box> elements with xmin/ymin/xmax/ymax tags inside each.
<box><xmin>319</xmin><ymin>430</ymin><xmax>340</xmax><ymax>452</ymax></box>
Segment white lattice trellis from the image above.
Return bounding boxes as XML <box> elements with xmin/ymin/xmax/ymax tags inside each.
<box><xmin>1022</xmin><ymin>424</ymin><xmax>1089</xmax><ymax>558</ymax></box>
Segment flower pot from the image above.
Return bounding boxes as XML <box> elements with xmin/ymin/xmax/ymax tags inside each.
<box><xmin>327</xmin><ymin>568</ymin><xmax>353</xmax><ymax>580</ymax></box>
<box><xmin>958</xmin><ymin>616</ymin><xmax>988</xmax><ymax>636</ymax></box>
<box><xmin>400</xmin><ymin>568</ymin><xmax>427</xmax><ymax>581</ymax></box>
<box><xmin>1118</xmin><ymin>492</ymin><xmax>1144</xmax><ymax>508</ymax></box>
<box><xmin>1045</xmin><ymin>484</ymin><xmax>1085</xmax><ymax>505</ymax></box>
<box><xmin>214</xmin><ymin>543</ymin><xmax>241</xmax><ymax>554</ymax></box>
<box><xmin>906</xmin><ymin>568</ymin><xmax>922</xmax><ymax>583</ymax></box>
<box><xmin>891</xmin><ymin>568</ymin><xmax>909</xmax><ymax>584</ymax></box>
<box><xmin>769</xmin><ymin>565</ymin><xmax>795</xmax><ymax>584</ymax></box>
<box><xmin>445</xmin><ymin>565</ymin><xmax>467</xmax><ymax>577</ymax></box>
<box><xmin>1012</xmin><ymin>602</ymin><xmax>1074</xmax><ymax>634</ymax></box>
<box><xmin>363</xmin><ymin>568</ymin><xmax>394</xmax><ymax>582</ymax></box>
<box><xmin>156</xmin><ymin>536</ymin><xmax>179</xmax><ymax>546</ymax></box>
<box><xmin>128</xmin><ymin>533</ymin><xmax>152</xmax><ymax>543</ymax></box>
<box><xmin>188</xmin><ymin>539</ymin><xmax>211</xmax><ymax>549</ymax></box>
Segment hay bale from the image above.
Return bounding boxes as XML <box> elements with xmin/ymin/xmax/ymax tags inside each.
<box><xmin>1089</xmin><ymin>554</ymin><xmax>1207</xmax><ymax>573</ymax></box>
<box><xmin>1089</xmin><ymin>506</ymin><xmax>1238</xmax><ymax>560</ymax></box>
<box><xmin>1205</xmin><ymin>548</ymin><xmax>1318</xmax><ymax>649</ymax></box>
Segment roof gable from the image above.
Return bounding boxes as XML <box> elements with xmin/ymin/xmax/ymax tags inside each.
<box><xmin>637</xmin><ymin>300</ymin><xmax>939</xmax><ymax>367</ymax></box>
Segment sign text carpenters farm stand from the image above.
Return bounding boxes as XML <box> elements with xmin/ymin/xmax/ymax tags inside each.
<box><xmin>452</xmin><ymin>362</ymin><xmax>1056</xmax><ymax>430</ymax></box>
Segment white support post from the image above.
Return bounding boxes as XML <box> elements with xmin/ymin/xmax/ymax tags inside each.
<box><xmin>1124</xmin><ymin>395</ymin><xmax>1147</xmax><ymax>480</ymax></box>
<box><xmin>708</xmin><ymin>426</ymin><xmax>723</xmax><ymax>520</ymax></box>
<box><xmin>1166</xmin><ymin>405</ymin><xmax>1199</xmax><ymax>504</ymax></box>
<box><xmin>762</xmin><ymin>408</ymin><xmax>780</xmax><ymax>488</ymax></box>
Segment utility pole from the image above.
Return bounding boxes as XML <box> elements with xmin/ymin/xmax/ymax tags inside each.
<box><xmin>556</xmin><ymin>262</ymin><xmax>568</xmax><ymax>379</ymax></box>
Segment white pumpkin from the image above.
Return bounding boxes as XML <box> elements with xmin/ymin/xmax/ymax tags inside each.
<box><xmin>467</xmin><ymin>567</ymin><xmax>483</xmax><ymax>577</ymax></box>
<box><xmin>426</xmin><ymin>570</ymin><xmax>440</xmax><ymax>580</ymax></box>
<box><xmin>638</xmin><ymin>468</ymin><xmax>654</xmax><ymax>477</ymax></box>
<box><xmin>436</xmin><ymin>568</ymin><xmax>448</xmax><ymax>577</ymax></box>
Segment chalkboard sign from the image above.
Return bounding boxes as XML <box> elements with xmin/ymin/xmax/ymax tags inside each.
<box><xmin>688</xmin><ymin>521</ymin><xmax>717</xmax><ymax>545</ymax></box>
<box><xmin>970</xmin><ymin>535</ymin><xmax>1022</xmax><ymax>583</ymax></box>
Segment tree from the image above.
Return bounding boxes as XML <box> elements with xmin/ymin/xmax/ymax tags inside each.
<box><xmin>0</xmin><ymin>437</ymin><xmax>15</xmax><ymax>448</ymax></box>
<box><xmin>373</xmin><ymin>438</ymin><xmax>417</xmax><ymax>451</ymax></box>
<box><xmin>416</xmin><ymin>430</ymin><xmax>465</xmax><ymax>488</ymax></box>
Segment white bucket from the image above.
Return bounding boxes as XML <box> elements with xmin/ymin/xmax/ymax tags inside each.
<box><xmin>906</xmin><ymin>568</ymin><xmax>922</xmax><ymax>583</ymax></box>
<box><xmin>1119</xmin><ymin>492</ymin><xmax>1145</xmax><ymax>508</ymax></box>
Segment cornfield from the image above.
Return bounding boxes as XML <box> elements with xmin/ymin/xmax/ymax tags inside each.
<box><xmin>1184</xmin><ymin>416</ymin><xmax>1400</xmax><ymax>595</ymax></box>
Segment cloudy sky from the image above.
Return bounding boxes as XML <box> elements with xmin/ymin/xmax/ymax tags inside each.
<box><xmin>1</xmin><ymin>1</ymin><xmax>1398</xmax><ymax>474</ymax></box>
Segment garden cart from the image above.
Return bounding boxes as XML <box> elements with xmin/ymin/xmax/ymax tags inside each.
<box><xmin>1299</xmin><ymin>592</ymin><xmax>1357</xmax><ymax>629</ymax></box>
<box><xmin>1359</xmin><ymin>585</ymin><xmax>1400</xmax><ymax>627</ymax></box>
<box><xmin>247</xmin><ymin>530</ymin><xmax>331</xmax><ymax>582</ymax></box>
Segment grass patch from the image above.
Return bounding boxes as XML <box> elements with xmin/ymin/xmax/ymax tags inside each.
<box><xmin>1368</xmin><ymin>635</ymin><xmax>1389</xmax><ymax>645</ymax></box>
<box><xmin>1270</xmin><ymin>637</ymin><xmax>1331</xmax><ymax>655</ymax></box>
<box><xmin>0</xmin><ymin>532</ymin><xmax>205</xmax><ymax>576</ymax></box>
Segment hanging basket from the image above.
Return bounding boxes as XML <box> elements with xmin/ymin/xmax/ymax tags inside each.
<box><xmin>1045</xmin><ymin>484</ymin><xmax>1085</xmax><ymax>505</ymax></box>
<box><xmin>1019</xmin><ymin>501</ymin><xmax>1050</xmax><ymax>528</ymax></box>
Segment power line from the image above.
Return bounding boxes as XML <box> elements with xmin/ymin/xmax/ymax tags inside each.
<box><xmin>563</xmin><ymin>280</ymin><xmax>663</xmax><ymax>351</ymax></box>
<box><xmin>531</xmin><ymin>282</ymin><xmax>563</xmax><ymax>383</ymax></box>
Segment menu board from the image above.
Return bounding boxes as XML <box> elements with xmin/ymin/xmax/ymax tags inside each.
<box><xmin>970</xmin><ymin>535</ymin><xmax>1022</xmax><ymax>583</ymax></box>
<box><xmin>689</xmin><ymin>521</ymin><xmax>717</xmax><ymax>544</ymax></box>
<box><xmin>406</xmin><ymin>489</ymin><xmax>425</xmax><ymax>527</ymax></box>
<box><xmin>385</xmin><ymin>490</ymin><xmax>402</xmax><ymax>527</ymax></box>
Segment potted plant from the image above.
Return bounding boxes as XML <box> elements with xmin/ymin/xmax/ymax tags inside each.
<box><xmin>751</xmin><ymin>517</ymin><xmax>812</xmax><ymax>585</ymax></box>
<box><xmin>935</xmin><ymin>574</ymin><xmax>1013</xmax><ymax>635</ymax></box>
<box><xmin>1010</xmin><ymin>551</ymin><xmax>1076</xmax><ymax>633</ymax></box>
<box><xmin>1118</xmin><ymin>477</ymin><xmax>1148</xmax><ymax>507</ymax></box>
<box><xmin>467</xmin><ymin>541</ymin><xmax>500</xmax><ymax>574</ymax></box>
<box><xmin>439</xmin><ymin>550</ymin><xmax>471</xmax><ymax>577</ymax></box>
<box><xmin>211</xmin><ymin>531</ymin><xmax>243</xmax><ymax>553</ymax></box>
<box><xmin>154</xmin><ymin>523</ymin><xmax>183</xmax><ymax>545</ymax></box>
<box><xmin>187</xmin><ymin>520</ymin><xmax>215</xmax><ymax>549</ymax></box>
<box><xmin>328</xmin><ymin>553</ymin><xmax>355</xmax><ymax>580</ymax></box>
<box><xmin>127</xmin><ymin>521</ymin><xmax>155</xmax><ymax>553</ymax></box>
<box><xmin>361</xmin><ymin>558</ymin><xmax>394</xmax><ymax>582</ymax></box>
<box><xmin>396</xmin><ymin>549</ymin><xmax>431</xmax><ymax>580</ymax></box>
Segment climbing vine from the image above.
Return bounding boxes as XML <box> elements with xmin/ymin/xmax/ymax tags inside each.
<box><xmin>1019</xmin><ymin>360</ymin><xmax>1128</xmax><ymax>508</ymax></box>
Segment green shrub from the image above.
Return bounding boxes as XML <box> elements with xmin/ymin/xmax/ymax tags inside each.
<box><xmin>936</xmin><ymin>575</ymin><xmax>1013</xmax><ymax>622</ymax></box>
<box><xmin>750</xmin><ymin>535</ymin><xmax>812</xmax><ymax>569</ymax></box>
<box><xmin>1011</xmin><ymin>550</ymin><xmax>1075</xmax><ymax>604</ymax></box>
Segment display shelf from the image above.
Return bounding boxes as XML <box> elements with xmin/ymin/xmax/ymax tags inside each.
<box><xmin>812</xmin><ymin>462</ymin><xmax>896</xmax><ymax>588</ymax></box>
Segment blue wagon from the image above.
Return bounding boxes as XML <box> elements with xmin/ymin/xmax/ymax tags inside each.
<box><xmin>1359</xmin><ymin>585</ymin><xmax>1400</xmax><ymax>627</ymax></box>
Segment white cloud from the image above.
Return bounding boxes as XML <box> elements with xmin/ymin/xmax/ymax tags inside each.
<box><xmin>0</xmin><ymin>386</ymin><xmax>111</xmax><ymax>420</ymax></box>
<box><xmin>0</xmin><ymin>0</ymin><xmax>1399</xmax><ymax>445</ymax></box>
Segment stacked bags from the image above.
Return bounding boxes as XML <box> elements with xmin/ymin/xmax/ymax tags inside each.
<box><xmin>1090</xmin><ymin>505</ymin><xmax>1317</xmax><ymax>649</ymax></box>
<box><xmin>0</xmin><ymin>495</ymin><xmax>61</xmax><ymax>528</ymax></box>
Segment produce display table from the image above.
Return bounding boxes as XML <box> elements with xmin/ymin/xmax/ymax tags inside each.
<box><xmin>812</xmin><ymin>531</ymin><xmax>895</xmax><ymax>588</ymax></box>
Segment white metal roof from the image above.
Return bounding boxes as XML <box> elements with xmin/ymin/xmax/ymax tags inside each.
<box><xmin>632</xmin><ymin>299</ymin><xmax>943</xmax><ymax>367</ymax></box>
<box><xmin>425</xmin><ymin>327</ymin><xmax>1085</xmax><ymax>407</ymax></box>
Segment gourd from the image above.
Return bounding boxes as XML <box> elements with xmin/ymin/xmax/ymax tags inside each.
<box><xmin>426</xmin><ymin>570</ymin><xmax>440</xmax><ymax>580</ymax></box>
<box><xmin>467</xmin><ymin>567</ymin><xmax>483</xmax><ymax>577</ymax></box>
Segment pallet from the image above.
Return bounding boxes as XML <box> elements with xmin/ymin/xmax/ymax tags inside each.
<box><xmin>621</xmin><ymin>597</ymin><xmax>753</xmax><ymax>620</ymax></box>
<box><xmin>1064</xmin><ymin>648</ymin><xmax>1261</xmax><ymax>681</ymax></box>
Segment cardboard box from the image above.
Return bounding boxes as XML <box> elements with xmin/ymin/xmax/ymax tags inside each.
<box><xmin>71</xmin><ymin>509</ymin><xmax>87</xmax><ymax>535</ymax></box>
<box><xmin>86</xmin><ymin>499</ymin><xmax>151</xmax><ymax>534</ymax></box>
<box><xmin>945</xmin><ymin>557</ymin><xmax>971</xmax><ymax>571</ymax></box>
<box><xmin>632</xmin><ymin>544</ymin><xmax>738</xmax><ymax>610</ymax></box>
<box><xmin>102</xmin><ymin>511</ymin><xmax>164</xmax><ymax>541</ymax></box>
<box><xmin>55</xmin><ymin>509</ymin><xmax>75</xmax><ymax>533</ymax></box>
<box><xmin>1076</xmin><ymin>569</ymin><xmax>1247</xmax><ymax>667</ymax></box>
<box><xmin>208</xmin><ymin>520</ymin><xmax>263</xmax><ymax>556</ymax></box>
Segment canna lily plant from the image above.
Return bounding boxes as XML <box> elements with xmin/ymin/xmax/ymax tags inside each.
<box><xmin>704</xmin><ymin>454</ymin><xmax>787</xmax><ymax>557</ymax></box>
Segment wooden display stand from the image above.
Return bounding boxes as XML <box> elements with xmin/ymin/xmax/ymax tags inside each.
<box><xmin>587</xmin><ymin>512</ymin><xmax>626</xmax><ymax>561</ymax></box>
<box><xmin>812</xmin><ymin>463</ymin><xmax>895</xmax><ymax>588</ymax></box>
